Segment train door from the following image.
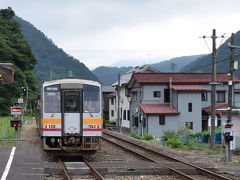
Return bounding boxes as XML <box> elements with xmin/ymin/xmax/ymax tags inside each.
<box><xmin>62</xmin><ymin>91</ymin><xmax>82</xmax><ymax>135</ymax></box>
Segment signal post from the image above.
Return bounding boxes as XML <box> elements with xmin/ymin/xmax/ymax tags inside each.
<box><xmin>10</xmin><ymin>104</ymin><xmax>22</xmax><ymax>146</ymax></box>
<box><xmin>224</xmin><ymin>33</ymin><xmax>239</xmax><ymax>164</ymax></box>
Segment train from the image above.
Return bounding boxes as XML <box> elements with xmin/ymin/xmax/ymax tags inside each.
<box><xmin>37</xmin><ymin>78</ymin><xmax>102</xmax><ymax>154</ymax></box>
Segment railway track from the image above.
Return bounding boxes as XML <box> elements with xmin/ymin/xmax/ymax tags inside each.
<box><xmin>57</xmin><ymin>157</ymin><xmax>105</xmax><ymax>180</ymax></box>
<box><xmin>103</xmin><ymin>130</ymin><xmax>231</xmax><ymax>180</ymax></box>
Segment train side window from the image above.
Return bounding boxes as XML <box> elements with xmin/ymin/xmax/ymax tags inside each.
<box><xmin>44</xmin><ymin>92</ymin><xmax>60</xmax><ymax>113</ymax></box>
<box><xmin>83</xmin><ymin>85</ymin><xmax>100</xmax><ymax>113</ymax></box>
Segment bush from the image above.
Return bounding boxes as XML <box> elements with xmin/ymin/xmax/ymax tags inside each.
<box><xmin>165</xmin><ymin>137</ymin><xmax>184</xmax><ymax>148</ymax></box>
<box><xmin>162</xmin><ymin>130</ymin><xmax>179</xmax><ymax>140</ymax></box>
<box><xmin>193</xmin><ymin>130</ymin><xmax>210</xmax><ymax>137</ymax></box>
<box><xmin>177</xmin><ymin>127</ymin><xmax>193</xmax><ymax>138</ymax></box>
<box><xmin>131</xmin><ymin>133</ymin><xmax>142</xmax><ymax>140</ymax></box>
<box><xmin>143</xmin><ymin>134</ymin><xmax>154</xmax><ymax>141</ymax></box>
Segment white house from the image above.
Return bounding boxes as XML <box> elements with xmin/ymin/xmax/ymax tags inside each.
<box><xmin>109</xmin><ymin>66</ymin><xmax>159</xmax><ymax>131</ymax></box>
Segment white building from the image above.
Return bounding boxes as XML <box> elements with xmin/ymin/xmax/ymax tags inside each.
<box><xmin>109</xmin><ymin>66</ymin><xmax>158</xmax><ymax>131</ymax></box>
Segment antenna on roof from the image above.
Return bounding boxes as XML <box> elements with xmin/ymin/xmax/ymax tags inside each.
<box><xmin>67</xmin><ymin>71</ymin><xmax>74</xmax><ymax>78</ymax></box>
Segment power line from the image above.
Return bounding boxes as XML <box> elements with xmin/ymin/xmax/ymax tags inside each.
<box><xmin>183</xmin><ymin>56</ymin><xmax>233</xmax><ymax>72</ymax></box>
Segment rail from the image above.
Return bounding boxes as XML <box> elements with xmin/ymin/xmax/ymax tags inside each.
<box><xmin>103</xmin><ymin>130</ymin><xmax>231</xmax><ymax>180</ymax></box>
<box><xmin>83</xmin><ymin>158</ymin><xmax>105</xmax><ymax>180</ymax></box>
<box><xmin>58</xmin><ymin>158</ymin><xmax>71</xmax><ymax>180</ymax></box>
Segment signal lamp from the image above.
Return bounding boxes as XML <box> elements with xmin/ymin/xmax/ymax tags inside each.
<box><xmin>94</xmin><ymin>125</ymin><xmax>99</xmax><ymax>129</ymax></box>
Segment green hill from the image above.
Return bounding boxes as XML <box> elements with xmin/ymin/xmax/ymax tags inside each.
<box><xmin>181</xmin><ymin>31</ymin><xmax>240</xmax><ymax>77</ymax></box>
<box><xmin>13</xmin><ymin>16</ymin><xmax>98</xmax><ymax>85</ymax></box>
<box><xmin>0</xmin><ymin>8</ymin><xmax>38</xmax><ymax>114</ymax></box>
<box><xmin>92</xmin><ymin>55</ymin><xmax>202</xmax><ymax>84</ymax></box>
<box><xmin>149</xmin><ymin>55</ymin><xmax>203</xmax><ymax>72</ymax></box>
<box><xmin>92</xmin><ymin>66</ymin><xmax>132</xmax><ymax>84</ymax></box>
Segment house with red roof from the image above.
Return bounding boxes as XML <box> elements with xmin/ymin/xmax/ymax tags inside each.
<box><xmin>109</xmin><ymin>65</ymin><xmax>159</xmax><ymax>129</ymax></box>
<box><xmin>127</xmin><ymin>72</ymin><xmax>240</xmax><ymax>137</ymax></box>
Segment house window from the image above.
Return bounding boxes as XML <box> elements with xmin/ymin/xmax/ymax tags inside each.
<box><xmin>153</xmin><ymin>91</ymin><xmax>161</xmax><ymax>97</ymax></box>
<box><xmin>125</xmin><ymin>88</ymin><xmax>131</xmax><ymax>97</ymax></box>
<box><xmin>111</xmin><ymin>97</ymin><xmax>114</xmax><ymax>105</ymax></box>
<box><xmin>188</xmin><ymin>103</ymin><xmax>192</xmax><ymax>112</ymax></box>
<box><xmin>127</xmin><ymin>110</ymin><xmax>130</xmax><ymax>121</ymax></box>
<box><xmin>143</xmin><ymin>118</ymin><xmax>146</xmax><ymax>127</ymax></box>
<box><xmin>111</xmin><ymin>110</ymin><xmax>114</xmax><ymax>117</ymax></box>
<box><xmin>159</xmin><ymin>115</ymin><xmax>165</xmax><ymax>125</ymax></box>
<box><xmin>217</xmin><ymin>92</ymin><xmax>225</xmax><ymax>103</ymax></box>
<box><xmin>164</xmin><ymin>89</ymin><xmax>170</xmax><ymax>103</ymax></box>
<box><xmin>201</xmin><ymin>92</ymin><xmax>208</xmax><ymax>101</ymax></box>
<box><xmin>186</xmin><ymin>122</ymin><xmax>193</xmax><ymax>129</ymax></box>
<box><xmin>123</xmin><ymin>110</ymin><xmax>126</xmax><ymax>120</ymax></box>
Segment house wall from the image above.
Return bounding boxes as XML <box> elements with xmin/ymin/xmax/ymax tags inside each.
<box><xmin>109</xmin><ymin>96</ymin><xmax>117</xmax><ymax>122</ymax></box>
<box><xmin>119</xmin><ymin>86</ymin><xmax>130</xmax><ymax>129</ymax></box>
<box><xmin>172</xmin><ymin>91</ymin><xmax>178</xmax><ymax>108</ymax></box>
<box><xmin>200</xmin><ymin>84</ymin><xmax>229</xmax><ymax>108</ymax></box>
<box><xmin>142</xmin><ymin>84</ymin><xmax>168</xmax><ymax>104</ymax></box>
<box><xmin>147</xmin><ymin>115</ymin><xmax>179</xmax><ymax>137</ymax></box>
<box><xmin>234</xmin><ymin>92</ymin><xmax>240</xmax><ymax>106</ymax></box>
<box><xmin>177</xmin><ymin>92</ymin><xmax>202</xmax><ymax>133</ymax></box>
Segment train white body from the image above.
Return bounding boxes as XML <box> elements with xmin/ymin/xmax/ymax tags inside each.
<box><xmin>38</xmin><ymin>78</ymin><xmax>102</xmax><ymax>153</ymax></box>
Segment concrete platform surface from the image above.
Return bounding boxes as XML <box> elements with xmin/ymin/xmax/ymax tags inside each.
<box><xmin>0</xmin><ymin>147</ymin><xmax>44</xmax><ymax>180</ymax></box>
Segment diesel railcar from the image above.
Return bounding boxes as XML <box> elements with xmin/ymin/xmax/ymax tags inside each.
<box><xmin>38</xmin><ymin>78</ymin><xmax>102</xmax><ymax>153</ymax></box>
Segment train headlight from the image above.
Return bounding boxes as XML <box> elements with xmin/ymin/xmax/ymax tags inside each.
<box><xmin>45</xmin><ymin>124</ymin><xmax>51</xmax><ymax>128</ymax></box>
<box><xmin>94</xmin><ymin>125</ymin><xmax>99</xmax><ymax>129</ymax></box>
<box><xmin>88</xmin><ymin>125</ymin><xmax>100</xmax><ymax>129</ymax></box>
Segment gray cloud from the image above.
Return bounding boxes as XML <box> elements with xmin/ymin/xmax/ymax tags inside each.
<box><xmin>1</xmin><ymin>0</ymin><xmax>240</xmax><ymax>68</ymax></box>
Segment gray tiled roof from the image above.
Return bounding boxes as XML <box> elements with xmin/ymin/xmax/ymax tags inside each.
<box><xmin>102</xmin><ymin>84</ymin><xmax>115</xmax><ymax>92</ymax></box>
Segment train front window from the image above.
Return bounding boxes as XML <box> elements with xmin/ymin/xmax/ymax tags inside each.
<box><xmin>65</xmin><ymin>94</ymin><xmax>79</xmax><ymax>112</ymax></box>
<box><xmin>44</xmin><ymin>91</ymin><xmax>60</xmax><ymax>113</ymax></box>
<box><xmin>83</xmin><ymin>85</ymin><xmax>100</xmax><ymax>113</ymax></box>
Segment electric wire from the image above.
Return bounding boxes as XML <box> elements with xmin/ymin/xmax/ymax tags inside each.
<box><xmin>183</xmin><ymin>55</ymin><xmax>240</xmax><ymax>72</ymax></box>
<box><xmin>203</xmin><ymin>38</ymin><xmax>212</xmax><ymax>53</ymax></box>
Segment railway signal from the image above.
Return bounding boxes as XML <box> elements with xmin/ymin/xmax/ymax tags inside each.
<box><xmin>10</xmin><ymin>104</ymin><xmax>22</xmax><ymax>128</ymax></box>
<box><xmin>10</xmin><ymin>120</ymin><xmax>22</xmax><ymax>127</ymax></box>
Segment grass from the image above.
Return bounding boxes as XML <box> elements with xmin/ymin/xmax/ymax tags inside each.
<box><xmin>0</xmin><ymin>113</ymin><xmax>33</xmax><ymax>147</ymax></box>
<box><xmin>0</xmin><ymin>116</ymin><xmax>16</xmax><ymax>139</ymax></box>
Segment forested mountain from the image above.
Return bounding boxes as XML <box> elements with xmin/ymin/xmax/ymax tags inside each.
<box><xmin>92</xmin><ymin>55</ymin><xmax>202</xmax><ymax>84</ymax></box>
<box><xmin>149</xmin><ymin>55</ymin><xmax>203</xmax><ymax>72</ymax></box>
<box><xmin>13</xmin><ymin>16</ymin><xmax>98</xmax><ymax>85</ymax></box>
<box><xmin>181</xmin><ymin>31</ymin><xmax>240</xmax><ymax>77</ymax></box>
<box><xmin>0</xmin><ymin>8</ymin><xmax>38</xmax><ymax>114</ymax></box>
<box><xmin>92</xmin><ymin>66</ymin><xmax>132</xmax><ymax>84</ymax></box>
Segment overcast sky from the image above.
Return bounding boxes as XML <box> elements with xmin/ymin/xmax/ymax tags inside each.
<box><xmin>1</xmin><ymin>0</ymin><xmax>240</xmax><ymax>69</ymax></box>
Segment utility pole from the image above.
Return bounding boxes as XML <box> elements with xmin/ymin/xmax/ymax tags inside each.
<box><xmin>226</xmin><ymin>33</ymin><xmax>234</xmax><ymax>163</ymax></box>
<box><xmin>170</xmin><ymin>63</ymin><xmax>177</xmax><ymax>72</ymax></box>
<box><xmin>224</xmin><ymin>33</ymin><xmax>240</xmax><ymax>163</ymax></box>
<box><xmin>210</xmin><ymin>29</ymin><xmax>217</xmax><ymax>150</ymax></box>
<box><xmin>117</xmin><ymin>73</ymin><xmax>121</xmax><ymax>132</ymax></box>
<box><xmin>201</xmin><ymin>29</ymin><xmax>226</xmax><ymax>150</ymax></box>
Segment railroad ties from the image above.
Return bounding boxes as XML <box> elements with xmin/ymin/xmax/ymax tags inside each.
<box><xmin>56</xmin><ymin>156</ymin><xmax>104</xmax><ymax>180</ymax></box>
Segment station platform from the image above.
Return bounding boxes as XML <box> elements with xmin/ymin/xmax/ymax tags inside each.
<box><xmin>0</xmin><ymin>147</ymin><xmax>44</xmax><ymax>180</ymax></box>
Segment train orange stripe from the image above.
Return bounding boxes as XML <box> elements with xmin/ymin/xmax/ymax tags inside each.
<box><xmin>83</xmin><ymin>128</ymin><xmax>103</xmax><ymax>131</ymax></box>
<box><xmin>41</xmin><ymin>119</ymin><xmax>61</xmax><ymax>124</ymax></box>
<box><xmin>41</xmin><ymin>128</ymin><xmax>62</xmax><ymax>131</ymax></box>
<box><xmin>83</xmin><ymin>119</ymin><xmax>103</xmax><ymax>124</ymax></box>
